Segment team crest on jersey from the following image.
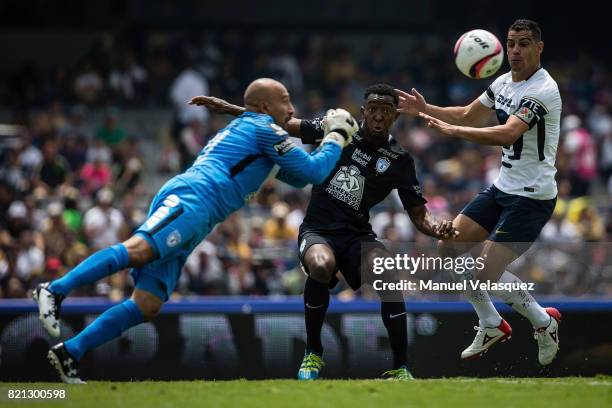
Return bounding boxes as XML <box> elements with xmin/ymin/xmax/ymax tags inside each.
<box><xmin>166</xmin><ymin>230</ymin><xmax>182</xmax><ymax>247</ymax></box>
<box><xmin>375</xmin><ymin>157</ymin><xmax>391</xmax><ymax>173</ymax></box>
<box><xmin>326</xmin><ymin>165</ymin><xmax>365</xmax><ymax>210</ymax></box>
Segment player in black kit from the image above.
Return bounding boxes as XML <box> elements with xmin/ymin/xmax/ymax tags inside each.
<box><xmin>190</xmin><ymin>83</ymin><xmax>457</xmax><ymax>380</ymax></box>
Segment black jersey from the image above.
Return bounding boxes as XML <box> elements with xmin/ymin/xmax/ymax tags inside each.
<box><xmin>299</xmin><ymin>118</ymin><xmax>427</xmax><ymax>234</ymax></box>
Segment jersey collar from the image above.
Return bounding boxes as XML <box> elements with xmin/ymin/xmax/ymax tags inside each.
<box><xmin>356</xmin><ymin>129</ymin><xmax>393</xmax><ymax>149</ymax></box>
<box><xmin>525</xmin><ymin>66</ymin><xmax>543</xmax><ymax>81</ymax></box>
<box><xmin>240</xmin><ymin>111</ymin><xmax>272</xmax><ymax>122</ymax></box>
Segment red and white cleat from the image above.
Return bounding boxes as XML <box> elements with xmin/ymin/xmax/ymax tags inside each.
<box><xmin>535</xmin><ymin>307</ymin><xmax>561</xmax><ymax>366</ymax></box>
<box><xmin>461</xmin><ymin>319</ymin><xmax>512</xmax><ymax>360</ymax></box>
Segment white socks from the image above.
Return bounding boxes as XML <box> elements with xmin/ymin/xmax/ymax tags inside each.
<box><xmin>455</xmin><ymin>256</ymin><xmax>549</xmax><ymax>329</ymax></box>
<box><xmin>458</xmin><ymin>265</ymin><xmax>503</xmax><ymax>328</ymax></box>
<box><xmin>489</xmin><ymin>270</ymin><xmax>550</xmax><ymax>328</ymax></box>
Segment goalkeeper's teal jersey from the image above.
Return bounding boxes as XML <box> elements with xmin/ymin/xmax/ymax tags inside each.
<box><xmin>176</xmin><ymin>112</ymin><xmax>341</xmax><ymax>224</ymax></box>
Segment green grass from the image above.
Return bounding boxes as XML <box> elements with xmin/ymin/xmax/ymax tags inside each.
<box><xmin>1</xmin><ymin>378</ymin><xmax>610</xmax><ymax>408</ymax></box>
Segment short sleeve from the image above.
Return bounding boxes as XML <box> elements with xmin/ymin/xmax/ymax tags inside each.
<box><xmin>299</xmin><ymin>117</ymin><xmax>325</xmax><ymax>145</ymax></box>
<box><xmin>478</xmin><ymin>85</ymin><xmax>496</xmax><ymax>109</ymax></box>
<box><xmin>397</xmin><ymin>158</ymin><xmax>427</xmax><ymax>210</ymax></box>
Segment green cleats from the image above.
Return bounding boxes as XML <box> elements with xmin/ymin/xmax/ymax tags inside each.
<box><xmin>297</xmin><ymin>352</ymin><xmax>325</xmax><ymax>380</ymax></box>
<box><xmin>382</xmin><ymin>366</ymin><xmax>414</xmax><ymax>381</ymax></box>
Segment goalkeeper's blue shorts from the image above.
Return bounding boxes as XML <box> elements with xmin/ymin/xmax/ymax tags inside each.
<box><xmin>131</xmin><ymin>176</ymin><xmax>213</xmax><ymax>301</ymax></box>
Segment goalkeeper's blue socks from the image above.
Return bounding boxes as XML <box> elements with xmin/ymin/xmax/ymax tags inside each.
<box><xmin>49</xmin><ymin>244</ymin><xmax>129</xmax><ymax>296</ymax></box>
<box><xmin>64</xmin><ymin>299</ymin><xmax>144</xmax><ymax>361</ymax></box>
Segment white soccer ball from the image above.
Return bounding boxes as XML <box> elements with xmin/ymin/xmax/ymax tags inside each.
<box><xmin>454</xmin><ymin>29</ymin><xmax>504</xmax><ymax>79</ymax></box>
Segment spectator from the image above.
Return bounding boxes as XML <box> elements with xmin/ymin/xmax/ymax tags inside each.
<box><xmin>158</xmin><ymin>137</ymin><xmax>182</xmax><ymax>174</ymax></box>
<box><xmin>183</xmin><ymin>240</ymin><xmax>225</xmax><ymax>294</ymax></box>
<box><xmin>61</xmin><ymin>188</ymin><xmax>83</xmax><ymax>233</ymax></box>
<box><xmin>95</xmin><ymin>108</ymin><xmax>126</xmax><ymax>147</ymax></box>
<box><xmin>324</xmin><ymin>45</ymin><xmax>356</xmax><ymax>90</ymax></box>
<box><xmin>18</xmin><ymin>134</ymin><xmax>43</xmax><ymax>173</ymax></box>
<box><xmin>169</xmin><ymin>54</ymin><xmax>209</xmax><ymax>137</ymax></box>
<box><xmin>61</xmin><ymin>133</ymin><xmax>88</xmax><ymax>172</ymax></box>
<box><xmin>73</xmin><ymin>60</ymin><xmax>104</xmax><ymax>104</ymax></box>
<box><xmin>41</xmin><ymin>201</ymin><xmax>70</xmax><ymax>258</ymax></box>
<box><xmin>600</xmin><ymin>131</ymin><xmax>612</xmax><ymax>184</ymax></box>
<box><xmin>371</xmin><ymin>207</ymin><xmax>414</xmax><ymax>242</ymax></box>
<box><xmin>267</xmin><ymin>43</ymin><xmax>304</xmax><ymax>94</ymax></box>
<box><xmin>108</xmin><ymin>50</ymin><xmax>148</xmax><ymax>104</ymax></box>
<box><xmin>178</xmin><ymin>114</ymin><xmax>205</xmax><ymax>169</ymax></box>
<box><xmin>115</xmin><ymin>139</ymin><xmax>143</xmax><ymax>195</ymax></box>
<box><xmin>285</xmin><ymin>195</ymin><xmax>307</xmax><ymax>233</ymax></box>
<box><xmin>263</xmin><ymin>202</ymin><xmax>297</xmax><ymax>242</ymax></box>
<box><xmin>563</xmin><ymin>115</ymin><xmax>597</xmax><ymax>196</ymax></box>
<box><xmin>169</xmin><ymin>55</ymin><xmax>209</xmax><ymax>169</ymax></box>
<box><xmin>541</xmin><ymin>202</ymin><xmax>580</xmax><ymax>243</ymax></box>
<box><xmin>0</xmin><ymin>149</ymin><xmax>29</xmax><ymax>193</ymax></box>
<box><xmin>14</xmin><ymin>229</ymin><xmax>45</xmax><ymax>283</ymax></box>
<box><xmin>5</xmin><ymin>276</ymin><xmax>27</xmax><ymax>299</ymax></box>
<box><xmin>60</xmin><ymin>104</ymin><xmax>92</xmax><ymax>140</ymax></box>
<box><xmin>80</xmin><ymin>154</ymin><xmax>112</xmax><ymax>196</ymax></box>
<box><xmin>33</xmin><ymin>137</ymin><xmax>71</xmax><ymax>192</ymax></box>
<box><xmin>86</xmin><ymin>138</ymin><xmax>113</xmax><ymax>164</ymax></box>
<box><xmin>83</xmin><ymin>188</ymin><xmax>127</xmax><ymax>251</ymax></box>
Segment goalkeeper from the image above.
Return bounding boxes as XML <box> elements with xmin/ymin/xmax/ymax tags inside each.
<box><xmin>33</xmin><ymin>78</ymin><xmax>358</xmax><ymax>383</ymax></box>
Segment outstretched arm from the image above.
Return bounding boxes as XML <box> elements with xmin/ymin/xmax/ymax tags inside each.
<box><xmin>419</xmin><ymin>112</ymin><xmax>527</xmax><ymax>146</ymax></box>
<box><xmin>395</xmin><ymin>88</ymin><xmax>493</xmax><ymax>127</ymax></box>
<box><xmin>188</xmin><ymin>95</ymin><xmax>307</xmax><ymax>139</ymax></box>
<box><xmin>188</xmin><ymin>96</ymin><xmax>246</xmax><ymax>116</ymax></box>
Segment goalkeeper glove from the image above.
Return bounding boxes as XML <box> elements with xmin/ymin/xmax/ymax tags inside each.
<box><xmin>321</xmin><ymin>109</ymin><xmax>359</xmax><ymax>148</ymax></box>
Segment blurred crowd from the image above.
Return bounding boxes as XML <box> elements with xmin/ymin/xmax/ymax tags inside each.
<box><xmin>0</xmin><ymin>30</ymin><xmax>610</xmax><ymax>300</ymax></box>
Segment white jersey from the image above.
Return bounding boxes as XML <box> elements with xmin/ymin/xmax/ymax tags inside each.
<box><xmin>478</xmin><ymin>67</ymin><xmax>561</xmax><ymax>200</ymax></box>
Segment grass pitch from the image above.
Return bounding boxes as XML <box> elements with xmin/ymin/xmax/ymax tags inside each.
<box><xmin>1</xmin><ymin>378</ymin><xmax>610</xmax><ymax>408</ymax></box>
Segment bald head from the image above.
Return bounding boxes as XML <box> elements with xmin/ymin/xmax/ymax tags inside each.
<box><xmin>244</xmin><ymin>78</ymin><xmax>285</xmax><ymax>107</ymax></box>
<box><xmin>243</xmin><ymin>78</ymin><xmax>294</xmax><ymax>127</ymax></box>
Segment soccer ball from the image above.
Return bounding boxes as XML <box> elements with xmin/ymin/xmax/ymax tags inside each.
<box><xmin>454</xmin><ymin>29</ymin><xmax>504</xmax><ymax>79</ymax></box>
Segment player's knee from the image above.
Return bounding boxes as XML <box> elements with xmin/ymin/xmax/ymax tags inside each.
<box><xmin>123</xmin><ymin>235</ymin><xmax>156</xmax><ymax>268</ymax></box>
<box><xmin>140</xmin><ymin>303</ymin><xmax>161</xmax><ymax>321</ymax></box>
<box><xmin>307</xmin><ymin>255</ymin><xmax>335</xmax><ymax>284</ymax></box>
<box><xmin>131</xmin><ymin>290</ymin><xmax>162</xmax><ymax>321</ymax></box>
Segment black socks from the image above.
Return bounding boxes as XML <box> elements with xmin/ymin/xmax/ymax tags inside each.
<box><xmin>303</xmin><ymin>277</ymin><xmax>330</xmax><ymax>355</ymax></box>
<box><xmin>381</xmin><ymin>301</ymin><xmax>408</xmax><ymax>369</ymax></box>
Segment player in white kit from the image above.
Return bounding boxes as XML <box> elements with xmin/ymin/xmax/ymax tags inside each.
<box><xmin>396</xmin><ymin>19</ymin><xmax>562</xmax><ymax>365</ymax></box>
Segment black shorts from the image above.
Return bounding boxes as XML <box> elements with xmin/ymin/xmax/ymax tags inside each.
<box><xmin>461</xmin><ymin>184</ymin><xmax>556</xmax><ymax>254</ymax></box>
<box><xmin>298</xmin><ymin>229</ymin><xmax>386</xmax><ymax>290</ymax></box>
